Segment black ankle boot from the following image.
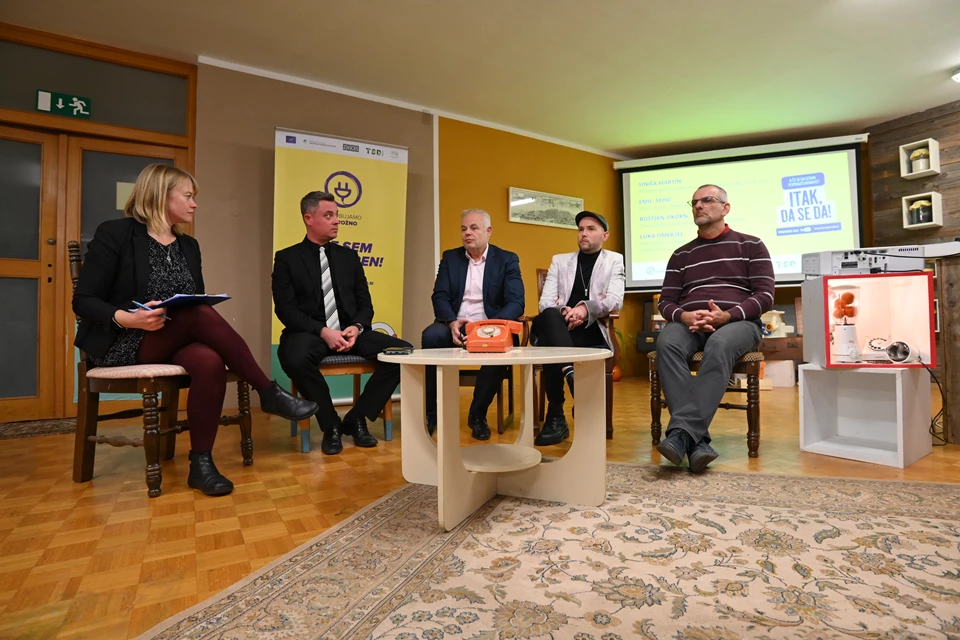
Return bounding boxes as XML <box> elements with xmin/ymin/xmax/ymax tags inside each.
<box><xmin>535</xmin><ymin>413</ymin><xmax>569</xmax><ymax>446</ymax></box>
<box><xmin>343</xmin><ymin>413</ymin><xmax>378</xmax><ymax>448</ymax></box>
<box><xmin>187</xmin><ymin>451</ymin><xmax>234</xmax><ymax>496</ymax></box>
<box><xmin>257</xmin><ymin>381</ymin><xmax>319</xmax><ymax>421</ymax></box>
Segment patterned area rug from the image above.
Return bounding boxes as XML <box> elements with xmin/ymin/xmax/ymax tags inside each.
<box><xmin>140</xmin><ymin>464</ymin><xmax>960</xmax><ymax>640</ymax></box>
<box><xmin>0</xmin><ymin>418</ymin><xmax>75</xmax><ymax>439</ymax></box>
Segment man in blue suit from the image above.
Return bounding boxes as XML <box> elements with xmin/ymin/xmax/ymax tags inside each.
<box><xmin>422</xmin><ymin>208</ymin><xmax>525</xmax><ymax>440</ymax></box>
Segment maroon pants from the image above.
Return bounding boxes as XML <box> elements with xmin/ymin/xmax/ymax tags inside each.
<box><xmin>136</xmin><ymin>305</ymin><xmax>271</xmax><ymax>451</ymax></box>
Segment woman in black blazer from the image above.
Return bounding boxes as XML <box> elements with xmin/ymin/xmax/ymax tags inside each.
<box><xmin>73</xmin><ymin>164</ymin><xmax>318</xmax><ymax>496</ymax></box>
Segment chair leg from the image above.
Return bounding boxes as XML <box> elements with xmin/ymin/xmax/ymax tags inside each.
<box><xmin>605</xmin><ymin>368</ymin><xmax>614</xmax><ymax>440</ymax></box>
<box><xmin>289</xmin><ymin>381</ymin><xmax>311</xmax><ymax>452</ymax></box>
<box><xmin>537</xmin><ymin>368</ymin><xmax>546</xmax><ymax>425</ymax></box>
<box><xmin>289</xmin><ymin>381</ymin><xmax>299</xmax><ymax>438</ymax></box>
<box><xmin>747</xmin><ymin>371</ymin><xmax>761</xmax><ymax>458</ymax></box>
<box><xmin>237</xmin><ymin>381</ymin><xmax>254</xmax><ymax>465</ymax></box>
<box><xmin>142</xmin><ymin>390</ymin><xmax>163</xmax><ymax>498</ymax></box>
<box><xmin>650</xmin><ymin>368</ymin><xmax>663</xmax><ymax>444</ymax></box>
<box><xmin>496</xmin><ymin>383</ymin><xmax>505</xmax><ymax>435</ymax></box>
<box><xmin>161</xmin><ymin>388</ymin><xmax>180</xmax><ymax>461</ymax></box>
<box><xmin>382</xmin><ymin>398</ymin><xmax>393</xmax><ymax>441</ymax></box>
<box><xmin>507</xmin><ymin>366</ymin><xmax>515</xmax><ymax>416</ymax></box>
<box><xmin>532</xmin><ymin>369</ymin><xmax>540</xmax><ymax>431</ymax></box>
<box><xmin>73</xmin><ymin>385</ymin><xmax>99</xmax><ymax>483</ymax></box>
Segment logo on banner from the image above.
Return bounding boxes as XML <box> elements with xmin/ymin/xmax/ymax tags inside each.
<box><xmin>285</xmin><ymin>135</ymin><xmax>296</xmax><ymax>144</ymax></box>
<box><xmin>325</xmin><ymin>171</ymin><xmax>362</xmax><ymax>208</ymax></box>
<box><xmin>372</xmin><ymin>321</ymin><xmax>397</xmax><ymax>337</ymax></box>
<box><xmin>342</xmin><ymin>143</ymin><xmax>360</xmax><ymax>153</ymax></box>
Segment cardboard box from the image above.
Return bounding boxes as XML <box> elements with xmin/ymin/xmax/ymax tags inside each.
<box><xmin>764</xmin><ymin>360</ymin><xmax>796</xmax><ymax>387</ymax></box>
<box><xmin>759</xmin><ymin>337</ymin><xmax>804</xmax><ymax>361</ymax></box>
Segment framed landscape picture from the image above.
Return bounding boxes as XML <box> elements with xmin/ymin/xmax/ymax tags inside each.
<box><xmin>508</xmin><ymin>187</ymin><xmax>583</xmax><ymax>230</ymax></box>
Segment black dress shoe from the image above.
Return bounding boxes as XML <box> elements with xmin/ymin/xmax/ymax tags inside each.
<box><xmin>187</xmin><ymin>451</ymin><xmax>234</xmax><ymax>496</ymax></box>
<box><xmin>321</xmin><ymin>423</ymin><xmax>344</xmax><ymax>455</ymax></box>
<box><xmin>257</xmin><ymin>381</ymin><xmax>319</xmax><ymax>421</ymax></box>
<box><xmin>426</xmin><ymin>412</ymin><xmax>437</xmax><ymax>436</ymax></box>
<box><xmin>468</xmin><ymin>414</ymin><xmax>491</xmax><ymax>441</ymax></box>
<box><xmin>656</xmin><ymin>429</ymin><xmax>694</xmax><ymax>467</ymax></box>
<box><xmin>688</xmin><ymin>441</ymin><xmax>719</xmax><ymax>474</ymax></box>
<box><xmin>535</xmin><ymin>414</ymin><xmax>569</xmax><ymax>446</ymax></box>
<box><xmin>344</xmin><ymin>413</ymin><xmax>378</xmax><ymax>448</ymax></box>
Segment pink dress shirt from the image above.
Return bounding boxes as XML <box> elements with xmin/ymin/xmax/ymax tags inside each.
<box><xmin>458</xmin><ymin>245</ymin><xmax>488</xmax><ymax>322</ymax></box>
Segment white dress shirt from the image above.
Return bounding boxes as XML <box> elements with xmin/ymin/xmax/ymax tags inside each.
<box><xmin>457</xmin><ymin>245</ymin><xmax>488</xmax><ymax>322</ymax></box>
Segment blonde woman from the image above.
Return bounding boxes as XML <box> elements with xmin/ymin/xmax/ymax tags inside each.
<box><xmin>73</xmin><ymin>164</ymin><xmax>317</xmax><ymax>496</ymax></box>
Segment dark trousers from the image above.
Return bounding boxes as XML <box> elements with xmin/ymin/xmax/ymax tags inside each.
<box><xmin>421</xmin><ymin>321</ymin><xmax>507</xmax><ymax>417</ymax></box>
<box><xmin>278</xmin><ymin>330</ymin><xmax>412</xmax><ymax>430</ymax></box>
<box><xmin>655</xmin><ymin>320</ymin><xmax>761</xmax><ymax>445</ymax></box>
<box><xmin>531</xmin><ymin>307</ymin><xmax>606</xmax><ymax>413</ymax></box>
<box><xmin>136</xmin><ymin>305</ymin><xmax>272</xmax><ymax>452</ymax></box>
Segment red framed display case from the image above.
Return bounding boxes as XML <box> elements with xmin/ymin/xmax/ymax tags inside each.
<box><xmin>801</xmin><ymin>273</ymin><xmax>935</xmax><ymax>369</ymax></box>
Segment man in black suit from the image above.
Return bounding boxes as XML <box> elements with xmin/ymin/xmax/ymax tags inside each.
<box><xmin>273</xmin><ymin>191</ymin><xmax>412</xmax><ymax>455</ymax></box>
<box><xmin>422</xmin><ymin>208</ymin><xmax>525</xmax><ymax>440</ymax></box>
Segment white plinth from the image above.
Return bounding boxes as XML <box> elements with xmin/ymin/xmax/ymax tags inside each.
<box><xmin>799</xmin><ymin>364</ymin><xmax>932</xmax><ymax>468</ymax></box>
<box><xmin>380</xmin><ymin>347</ymin><xmax>612</xmax><ymax>530</ymax></box>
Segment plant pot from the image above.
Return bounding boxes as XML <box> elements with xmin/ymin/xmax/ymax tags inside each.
<box><xmin>911</xmin><ymin>158</ymin><xmax>930</xmax><ymax>173</ymax></box>
<box><xmin>612</xmin><ymin>364</ymin><xmax>622</xmax><ymax>382</ymax></box>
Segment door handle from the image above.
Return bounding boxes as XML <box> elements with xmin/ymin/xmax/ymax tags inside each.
<box><xmin>47</xmin><ymin>238</ymin><xmax>56</xmax><ymax>245</ymax></box>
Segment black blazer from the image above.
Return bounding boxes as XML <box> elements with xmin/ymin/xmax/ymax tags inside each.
<box><xmin>272</xmin><ymin>237</ymin><xmax>374</xmax><ymax>335</ymax></box>
<box><xmin>72</xmin><ymin>218</ymin><xmax>204</xmax><ymax>358</ymax></box>
<box><xmin>431</xmin><ymin>244</ymin><xmax>524</xmax><ymax>323</ymax></box>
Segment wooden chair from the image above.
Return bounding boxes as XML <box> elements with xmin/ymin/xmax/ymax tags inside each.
<box><xmin>647</xmin><ymin>349</ymin><xmax>764</xmax><ymax>458</ymax></box>
<box><xmin>288</xmin><ymin>356</ymin><xmax>393</xmax><ymax>452</ymax></box>
<box><xmin>532</xmin><ymin>268</ymin><xmax>619</xmax><ymax>439</ymax></box>
<box><xmin>69</xmin><ymin>241</ymin><xmax>253</xmax><ymax>498</ymax></box>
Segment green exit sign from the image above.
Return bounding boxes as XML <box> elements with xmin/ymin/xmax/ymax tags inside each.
<box><xmin>36</xmin><ymin>90</ymin><xmax>91</xmax><ymax>119</ymax></box>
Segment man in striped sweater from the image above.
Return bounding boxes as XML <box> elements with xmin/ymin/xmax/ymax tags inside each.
<box><xmin>655</xmin><ymin>184</ymin><xmax>774</xmax><ymax>473</ymax></box>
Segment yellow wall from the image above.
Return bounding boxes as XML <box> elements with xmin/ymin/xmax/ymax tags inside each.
<box><xmin>438</xmin><ymin>117</ymin><xmax>646</xmax><ymax>376</ymax></box>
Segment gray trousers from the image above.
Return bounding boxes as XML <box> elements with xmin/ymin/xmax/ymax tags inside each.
<box><xmin>656</xmin><ymin>320</ymin><xmax>762</xmax><ymax>445</ymax></box>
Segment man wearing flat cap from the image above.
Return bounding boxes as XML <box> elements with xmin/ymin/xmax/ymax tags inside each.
<box><xmin>531</xmin><ymin>211</ymin><xmax>625</xmax><ymax>446</ymax></box>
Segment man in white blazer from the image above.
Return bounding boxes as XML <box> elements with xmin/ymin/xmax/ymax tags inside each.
<box><xmin>532</xmin><ymin>211</ymin><xmax>625</xmax><ymax>446</ymax></box>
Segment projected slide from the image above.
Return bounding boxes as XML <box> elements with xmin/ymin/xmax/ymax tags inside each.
<box><xmin>622</xmin><ymin>149</ymin><xmax>860</xmax><ymax>289</ymax></box>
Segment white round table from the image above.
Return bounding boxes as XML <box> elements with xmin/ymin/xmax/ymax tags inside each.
<box><xmin>379</xmin><ymin>346</ymin><xmax>611</xmax><ymax>531</ymax></box>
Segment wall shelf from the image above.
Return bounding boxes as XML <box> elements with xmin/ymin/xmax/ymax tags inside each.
<box><xmin>901</xmin><ymin>191</ymin><xmax>942</xmax><ymax>229</ymax></box>
<box><xmin>899</xmin><ymin>139</ymin><xmax>940</xmax><ymax>179</ymax></box>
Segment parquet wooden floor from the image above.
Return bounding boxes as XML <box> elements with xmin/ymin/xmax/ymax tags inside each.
<box><xmin>0</xmin><ymin>377</ymin><xmax>955</xmax><ymax>639</ymax></box>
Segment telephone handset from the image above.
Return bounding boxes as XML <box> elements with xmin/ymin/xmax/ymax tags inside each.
<box><xmin>463</xmin><ymin>319</ymin><xmax>523</xmax><ymax>353</ymax></box>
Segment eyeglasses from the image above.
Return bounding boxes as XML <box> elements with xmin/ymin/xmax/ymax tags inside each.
<box><xmin>687</xmin><ymin>196</ymin><xmax>726</xmax><ymax>207</ymax></box>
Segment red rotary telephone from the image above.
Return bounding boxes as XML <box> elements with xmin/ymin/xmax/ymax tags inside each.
<box><xmin>464</xmin><ymin>320</ymin><xmax>523</xmax><ymax>353</ymax></box>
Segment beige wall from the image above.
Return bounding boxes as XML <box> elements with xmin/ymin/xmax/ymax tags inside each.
<box><xmin>194</xmin><ymin>63</ymin><xmax>436</xmax><ymax>381</ymax></box>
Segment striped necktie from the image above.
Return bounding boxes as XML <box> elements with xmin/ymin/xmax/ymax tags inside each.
<box><xmin>319</xmin><ymin>245</ymin><xmax>341</xmax><ymax>332</ymax></box>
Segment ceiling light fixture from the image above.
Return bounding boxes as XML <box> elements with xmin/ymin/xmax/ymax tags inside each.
<box><xmin>952</xmin><ymin>68</ymin><xmax>960</xmax><ymax>83</ymax></box>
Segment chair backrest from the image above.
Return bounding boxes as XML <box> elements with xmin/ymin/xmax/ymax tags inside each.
<box><xmin>536</xmin><ymin>268</ymin><xmax>549</xmax><ymax>300</ymax></box>
<box><xmin>68</xmin><ymin>240</ymin><xmax>88</xmax><ymax>362</ymax></box>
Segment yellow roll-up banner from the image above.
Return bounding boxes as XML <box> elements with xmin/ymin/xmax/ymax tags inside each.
<box><xmin>272</xmin><ymin>128</ymin><xmax>408</xmax><ymax>391</ymax></box>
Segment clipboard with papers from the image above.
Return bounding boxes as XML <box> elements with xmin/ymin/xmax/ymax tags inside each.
<box><xmin>153</xmin><ymin>293</ymin><xmax>231</xmax><ymax>308</ymax></box>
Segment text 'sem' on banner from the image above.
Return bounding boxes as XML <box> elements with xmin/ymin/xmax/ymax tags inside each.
<box><xmin>272</xmin><ymin>128</ymin><xmax>409</xmax><ymax>395</ymax></box>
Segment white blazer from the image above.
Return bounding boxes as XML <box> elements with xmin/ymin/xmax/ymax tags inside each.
<box><xmin>538</xmin><ymin>249</ymin><xmax>626</xmax><ymax>348</ymax></box>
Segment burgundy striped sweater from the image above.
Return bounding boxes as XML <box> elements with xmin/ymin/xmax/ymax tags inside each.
<box><xmin>658</xmin><ymin>227</ymin><xmax>775</xmax><ymax>324</ymax></box>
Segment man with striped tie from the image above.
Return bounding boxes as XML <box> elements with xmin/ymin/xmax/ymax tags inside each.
<box><xmin>273</xmin><ymin>191</ymin><xmax>413</xmax><ymax>455</ymax></box>
<box><xmin>654</xmin><ymin>184</ymin><xmax>774</xmax><ymax>473</ymax></box>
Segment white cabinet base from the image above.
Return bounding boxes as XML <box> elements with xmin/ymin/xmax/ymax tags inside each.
<box><xmin>799</xmin><ymin>364</ymin><xmax>931</xmax><ymax>468</ymax></box>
